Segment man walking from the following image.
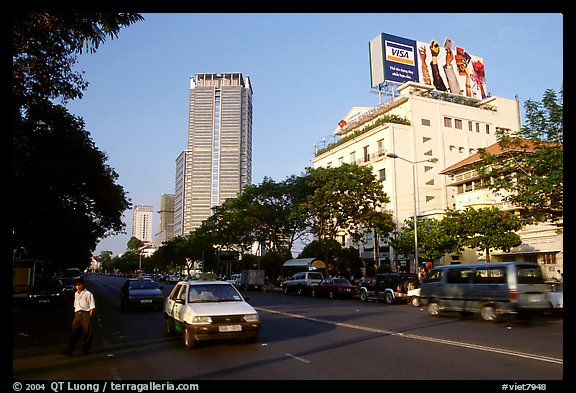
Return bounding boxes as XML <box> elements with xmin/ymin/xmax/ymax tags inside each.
<box><xmin>61</xmin><ymin>277</ymin><xmax>95</xmax><ymax>355</ymax></box>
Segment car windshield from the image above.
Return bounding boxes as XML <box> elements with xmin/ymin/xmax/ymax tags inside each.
<box><xmin>129</xmin><ymin>280</ymin><xmax>159</xmax><ymax>290</ymax></box>
<box><xmin>333</xmin><ymin>278</ymin><xmax>351</xmax><ymax>285</ymax></box>
<box><xmin>188</xmin><ymin>284</ymin><xmax>242</xmax><ymax>303</ymax></box>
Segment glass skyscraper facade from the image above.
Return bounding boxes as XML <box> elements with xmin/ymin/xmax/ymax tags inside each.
<box><xmin>174</xmin><ymin>73</ymin><xmax>253</xmax><ymax>236</ymax></box>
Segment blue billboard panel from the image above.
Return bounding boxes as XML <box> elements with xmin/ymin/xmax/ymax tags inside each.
<box><xmin>382</xmin><ymin>33</ymin><xmax>419</xmax><ymax>85</ymax></box>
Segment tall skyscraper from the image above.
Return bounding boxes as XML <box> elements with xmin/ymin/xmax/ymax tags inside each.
<box><xmin>174</xmin><ymin>72</ymin><xmax>253</xmax><ymax>237</ymax></box>
<box><xmin>154</xmin><ymin>193</ymin><xmax>175</xmax><ymax>246</ymax></box>
<box><xmin>132</xmin><ymin>205</ymin><xmax>153</xmax><ymax>244</ymax></box>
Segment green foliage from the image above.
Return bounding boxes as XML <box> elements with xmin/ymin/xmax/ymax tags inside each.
<box><xmin>12</xmin><ymin>13</ymin><xmax>142</xmax><ymax>271</ymax></box>
<box><xmin>442</xmin><ymin>207</ymin><xmax>522</xmax><ymax>262</ymax></box>
<box><xmin>476</xmin><ymin>88</ymin><xmax>563</xmax><ymax>223</ymax></box>
<box><xmin>315</xmin><ymin>114</ymin><xmax>410</xmax><ymax>156</ymax></box>
<box><xmin>127</xmin><ymin>237</ymin><xmax>144</xmax><ymax>252</ymax></box>
<box><xmin>303</xmin><ymin>163</ymin><xmax>394</xmax><ymax>264</ymax></box>
<box><xmin>390</xmin><ymin>218</ymin><xmax>460</xmax><ymax>262</ymax></box>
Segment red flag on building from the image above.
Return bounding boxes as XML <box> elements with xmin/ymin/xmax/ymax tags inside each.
<box><xmin>338</xmin><ymin>120</ymin><xmax>347</xmax><ymax>128</ymax></box>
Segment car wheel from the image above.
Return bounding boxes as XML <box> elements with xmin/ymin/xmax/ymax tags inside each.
<box><xmin>359</xmin><ymin>291</ymin><xmax>368</xmax><ymax>302</ymax></box>
<box><xmin>410</xmin><ymin>296</ymin><xmax>421</xmax><ymax>307</ymax></box>
<box><xmin>427</xmin><ymin>301</ymin><xmax>442</xmax><ymax>317</ymax></box>
<box><xmin>183</xmin><ymin>324</ymin><xmax>197</xmax><ymax>349</ymax></box>
<box><xmin>282</xmin><ymin>286</ymin><xmax>289</xmax><ymax>295</ymax></box>
<box><xmin>385</xmin><ymin>292</ymin><xmax>394</xmax><ymax>304</ymax></box>
<box><xmin>480</xmin><ymin>303</ymin><xmax>500</xmax><ymax>322</ymax></box>
<box><xmin>297</xmin><ymin>286</ymin><xmax>304</xmax><ymax>296</ymax></box>
<box><xmin>328</xmin><ymin>291</ymin><xmax>335</xmax><ymax>299</ymax></box>
<box><xmin>165</xmin><ymin>318</ymin><xmax>175</xmax><ymax>336</ymax></box>
<box><xmin>311</xmin><ymin>289</ymin><xmax>317</xmax><ymax>297</ymax></box>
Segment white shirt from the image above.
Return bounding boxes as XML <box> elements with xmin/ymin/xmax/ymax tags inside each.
<box><xmin>74</xmin><ymin>289</ymin><xmax>96</xmax><ymax>312</ymax></box>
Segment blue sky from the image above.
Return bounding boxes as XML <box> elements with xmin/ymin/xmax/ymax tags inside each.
<box><xmin>65</xmin><ymin>13</ymin><xmax>563</xmax><ymax>256</ymax></box>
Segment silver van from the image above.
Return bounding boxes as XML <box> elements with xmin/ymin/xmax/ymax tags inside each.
<box><xmin>420</xmin><ymin>262</ymin><xmax>548</xmax><ymax>321</ymax></box>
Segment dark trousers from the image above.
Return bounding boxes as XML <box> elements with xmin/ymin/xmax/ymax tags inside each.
<box><xmin>64</xmin><ymin>311</ymin><xmax>93</xmax><ymax>354</ymax></box>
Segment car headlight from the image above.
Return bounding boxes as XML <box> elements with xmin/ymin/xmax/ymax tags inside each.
<box><xmin>243</xmin><ymin>313</ymin><xmax>259</xmax><ymax>322</ymax></box>
<box><xmin>192</xmin><ymin>316</ymin><xmax>212</xmax><ymax>324</ymax></box>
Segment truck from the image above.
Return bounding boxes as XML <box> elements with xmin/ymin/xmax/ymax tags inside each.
<box><xmin>239</xmin><ymin>270</ymin><xmax>265</xmax><ymax>291</ymax></box>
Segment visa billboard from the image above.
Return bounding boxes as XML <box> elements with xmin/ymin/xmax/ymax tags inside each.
<box><xmin>369</xmin><ymin>33</ymin><xmax>487</xmax><ymax>100</ymax></box>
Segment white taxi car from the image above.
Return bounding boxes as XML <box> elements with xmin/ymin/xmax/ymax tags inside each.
<box><xmin>164</xmin><ymin>274</ymin><xmax>260</xmax><ymax>349</ymax></box>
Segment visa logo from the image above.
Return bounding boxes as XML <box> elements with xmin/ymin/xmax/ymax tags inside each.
<box><xmin>385</xmin><ymin>40</ymin><xmax>415</xmax><ymax>66</ymax></box>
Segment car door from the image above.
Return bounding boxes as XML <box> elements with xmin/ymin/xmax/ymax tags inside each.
<box><xmin>167</xmin><ymin>283</ymin><xmax>188</xmax><ymax>333</ymax></box>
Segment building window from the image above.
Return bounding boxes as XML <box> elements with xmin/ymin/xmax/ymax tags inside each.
<box><xmin>363</xmin><ymin>145</ymin><xmax>369</xmax><ymax>163</ymax></box>
<box><xmin>350</xmin><ymin>151</ymin><xmax>356</xmax><ymax>163</ymax></box>
<box><xmin>455</xmin><ymin>119</ymin><xmax>462</xmax><ymax>129</ymax></box>
<box><xmin>468</xmin><ymin>121</ymin><xmax>473</xmax><ymax>131</ymax></box>
<box><xmin>379</xmin><ymin>168</ymin><xmax>386</xmax><ymax>181</ymax></box>
<box><xmin>444</xmin><ymin>117</ymin><xmax>452</xmax><ymax>128</ymax></box>
<box><xmin>376</xmin><ymin>139</ymin><xmax>385</xmax><ymax>157</ymax></box>
<box><xmin>486</xmin><ymin>124</ymin><xmax>490</xmax><ymax>134</ymax></box>
<box><xmin>421</xmin><ymin>118</ymin><xmax>431</xmax><ymax>126</ymax></box>
<box><xmin>476</xmin><ymin>122</ymin><xmax>480</xmax><ymax>133</ymax></box>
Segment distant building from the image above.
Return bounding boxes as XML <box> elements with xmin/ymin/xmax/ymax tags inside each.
<box><xmin>155</xmin><ymin>193</ymin><xmax>175</xmax><ymax>247</ymax></box>
<box><xmin>175</xmin><ymin>72</ymin><xmax>253</xmax><ymax>236</ymax></box>
<box><xmin>132</xmin><ymin>205</ymin><xmax>153</xmax><ymax>244</ymax></box>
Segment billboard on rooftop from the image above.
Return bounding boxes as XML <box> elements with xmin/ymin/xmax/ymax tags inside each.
<box><xmin>369</xmin><ymin>33</ymin><xmax>487</xmax><ymax>100</ymax></box>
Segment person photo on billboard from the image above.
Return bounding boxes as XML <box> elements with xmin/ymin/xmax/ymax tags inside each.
<box><xmin>442</xmin><ymin>40</ymin><xmax>461</xmax><ymax>94</ymax></box>
<box><xmin>429</xmin><ymin>40</ymin><xmax>448</xmax><ymax>92</ymax></box>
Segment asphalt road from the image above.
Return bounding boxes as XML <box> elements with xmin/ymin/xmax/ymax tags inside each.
<box><xmin>13</xmin><ymin>274</ymin><xmax>566</xmax><ymax>386</ymax></box>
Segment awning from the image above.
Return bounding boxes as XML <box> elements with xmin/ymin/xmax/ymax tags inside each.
<box><xmin>283</xmin><ymin>258</ymin><xmax>325</xmax><ymax>269</ymax></box>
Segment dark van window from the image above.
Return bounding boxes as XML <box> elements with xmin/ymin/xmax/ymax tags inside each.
<box><xmin>447</xmin><ymin>269</ymin><xmax>473</xmax><ymax>284</ymax></box>
<box><xmin>424</xmin><ymin>269</ymin><xmax>443</xmax><ymax>283</ymax></box>
<box><xmin>475</xmin><ymin>267</ymin><xmax>506</xmax><ymax>284</ymax></box>
<box><xmin>517</xmin><ymin>265</ymin><xmax>544</xmax><ymax>284</ymax></box>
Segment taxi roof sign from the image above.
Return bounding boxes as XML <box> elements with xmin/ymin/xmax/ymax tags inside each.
<box><xmin>191</xmin><ymin>272</ymin><xmax>218</xmax><ymax>280</ymax></box>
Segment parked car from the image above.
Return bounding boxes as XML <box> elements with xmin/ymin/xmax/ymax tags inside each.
<box><xmin>164</xmin><ymin>279</ymin><xmax>260</xmax><ymax>349</ymax></box>
<box><xmin>27</xmin><ymin>279</ymin><xmax>69</xmax><ymax>306</ymax></box>
<box><xmin>282</xmin><ymin>271</ymin><xmax>324</xmax><ymax>295</ymax></box>
<box><xmin>310</xmin><ymin>278</ymin><xmax>358</xmax><ymax>299</ymax></box>
<box><xmin>420</xmin><ymin>262</ymin><xmax>549</xmax><ymax>322</ymax></box>
<box><xmin>358</xmin><ymin>272</ymin><xmax>420</xmax><ymax>304</ymax></box>
<box><xmin>58</xmin><ymin>277</ymin><xmax>76</xmax><ymax>295</ymax></box>
<box><xmin>120</xmin><ymin>277</ymin><xmax>164</xmax><ymax>311</ymax></box>
<box><xmin>545</xmin><ymin>281</ymin><xmax>563</xmax><ymax>316</ymax></box>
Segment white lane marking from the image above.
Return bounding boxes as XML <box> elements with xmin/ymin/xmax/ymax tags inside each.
<box><xmin>257</xmin><ymin>307</ymin><xmax>563</xmax><ymax>365</ymax></box>
<box><xmin>285</xmin><ymin>353</ymin><xmax>311</xmax><ymax>363</ymax></box>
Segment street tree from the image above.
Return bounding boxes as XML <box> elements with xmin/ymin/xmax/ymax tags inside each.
<box><xmin>442</xmin><ymin>207</ymin><xmax>523</xmax><ymax>263</ymax></box>
<box><xmin>476</xmin><ymin>88</ymin><xmax>563</xmax><ymax>223</ymax></box>
<box><xmin>303</xmin><ymin>163</ymin><xmax>394</xmax><ymax>266</ymax></box>
<box><xmin>13</xmin><ymin>13</ymin><xmax>143</xmax><ymax>270</ymax></box>
<box><xmin>390</xmin><ymin>218</ymin><xmax>461</xmax><ymax>266</ymax></box>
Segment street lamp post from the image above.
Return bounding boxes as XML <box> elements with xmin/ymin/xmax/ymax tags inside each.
<box><xmin>387</xmin><ymin>153</ymin><xmax>438</xmax><ymax>272</ymax></box>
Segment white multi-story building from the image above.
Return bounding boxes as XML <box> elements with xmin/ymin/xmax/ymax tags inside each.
<box><xmin>132</xmin><ymin>205</ymin><xmax>153</xmax><ymax>244</ymax></box>
<box><xmin>174</xmin><ymin>72</ymin><xmax>253</xmax><ymax>237</ymax></box>
<box><xmin>312</xmin><ymin>81</ymin><xmax>522</xmax><ymax>270</ymax></box>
